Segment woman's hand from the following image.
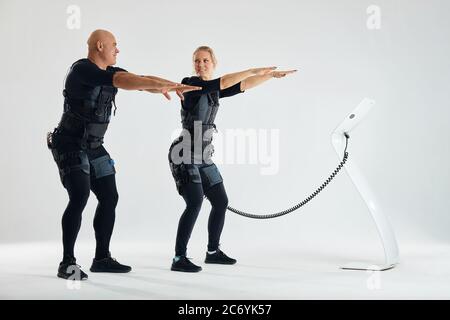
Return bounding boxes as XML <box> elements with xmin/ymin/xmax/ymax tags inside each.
<box><xmin>240</xmin><ymin>68</ymin><xmax>297</xmax><ymax>91</ymax></box>
<box><xmin>250</xmin><ymin>66</ymin><xmax>277</xmax><ymax>76</ymax></box>
<box><xmin>270</xmin><ymin>70</ymin><xmax>297</xmax><ymax>78</ymax></box>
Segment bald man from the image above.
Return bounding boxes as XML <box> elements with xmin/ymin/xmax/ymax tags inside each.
<box><xmin>48</xmin><ymin>30</ymin><xmax>200</xmax><ymax>280</ymax></box>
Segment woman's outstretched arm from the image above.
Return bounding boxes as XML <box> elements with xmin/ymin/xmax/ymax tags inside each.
<box><xmin>183</xmin><ymin>67</ymin><xmax>279</xmax><ymax>98</ymax></box>
<box><xmin>241</xmin><ymin>70</ymin><xmax>297</xmax><ymax>91</ymax></box>
<box><xmin>220</xmin><ymin>67</ymin><xmax>277</xmax><ymax>90</ymax></box>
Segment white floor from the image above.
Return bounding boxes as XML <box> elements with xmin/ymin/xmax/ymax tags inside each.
<box><xmin>1</xmin><ymin>241</ymin><xmax>450</xmax><ymax>300</ymax></box>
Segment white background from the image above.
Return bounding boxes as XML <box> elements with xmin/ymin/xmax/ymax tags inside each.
<box><xmin>0</xmin><ymin>0</ymin><xmax>449</xmax><ymax>293</ymax></box>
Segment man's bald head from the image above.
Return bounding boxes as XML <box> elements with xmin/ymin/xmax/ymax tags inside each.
<box><xmin>87</xmin><ymin>29</ymin><xmax>119</xmax><ymax>68</ymax></box>
<box><xmin>87</xmin><ymin>29</ymin><xmax>115</xmax><ymax>51</ymax></box>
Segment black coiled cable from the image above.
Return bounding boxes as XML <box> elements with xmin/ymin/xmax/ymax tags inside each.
<box><xmin>227</xmin><ymin>134</ymin><xmax>350</xmax><ymax>219</ymax></box>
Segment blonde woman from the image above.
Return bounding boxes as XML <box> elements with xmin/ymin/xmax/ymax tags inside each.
<box><xmin>169</xmin><ymin>46</ymin><xmax>296</xmax><ymax>272</ymax></box>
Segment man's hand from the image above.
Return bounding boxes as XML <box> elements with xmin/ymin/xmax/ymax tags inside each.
<box><xmin>156</xmin><ymin>83</ymin><xmax>201</xmax><ymax>101</ymax></box>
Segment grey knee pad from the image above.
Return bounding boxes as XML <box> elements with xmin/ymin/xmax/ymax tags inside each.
<box><xmin>186</xmin><ymin>165</ymin><xmax>202</xmax><ymax>184</ymax></box>
<box><xmin>56</xmin><ymin>151</ymin><xmax>90</xmax><ymax>185</ymax></box>
<box><xmin>170</xmin><ymin>164</ymin><xmax>202</xmax><ymax>195</ymax></box>
<box><xmin>90</xmin><ymin>155</ymin><xmax>116</xmax><ymax>179</ymax></box>
<box><xmin>199</xmin><ymin>164</ymin><xmax>223</xmax><ymax>190</ymax></box>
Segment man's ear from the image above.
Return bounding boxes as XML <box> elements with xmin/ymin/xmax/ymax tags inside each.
<box><xmin>96</xmin><ymin>41</ymin><xmax>103</xmax><ymax>52</ymax></box>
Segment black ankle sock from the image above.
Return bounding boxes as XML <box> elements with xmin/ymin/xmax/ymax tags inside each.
<box><xmin>62</xmin><ymin>255</ymin><xmax>75</xmax><ymax>263</ymax></box>
<box><xmin>95</xmin><ymin>249</ymin><xmax>110</xmax><ymax>260</ymax></box>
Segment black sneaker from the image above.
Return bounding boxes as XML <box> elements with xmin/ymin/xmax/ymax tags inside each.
<box><xmin>57</xmin><ymin>257</ymin><xmax>88</xmax><ymax>280</ymax></box>
<box><xmin>205</xmin><ymin>249</ymin><xmax>237</xmax><ymax>265</ymax></box>
<box><xmin>171</xmin><ymin>256</ymin><xmax>202</xmax><ymax>273</ymax></box>
<box><xmin>90</xmin><ymin>255</ymin><xmax>132</xmax><ymax>273</ymax></box>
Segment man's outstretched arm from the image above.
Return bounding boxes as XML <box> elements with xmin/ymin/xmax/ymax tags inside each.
<box><xmin>113</xmin><ymin>72</ymin><xmax>200</xmax><ymax>93</ymax></box>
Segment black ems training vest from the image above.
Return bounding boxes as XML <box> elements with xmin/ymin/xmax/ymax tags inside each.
<box><xmin>181</xmin><ymin>91</ymin><xmax>219</xmax><ymax>148</ymax></box>
<box><xmin>57</xmin><ymin>61</ymin><xmax>118</xmax><ymax>149</ymax></box>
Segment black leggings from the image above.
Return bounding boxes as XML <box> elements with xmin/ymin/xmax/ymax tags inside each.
<box><xmin>175</xmin><ymin>182</ymin><xmax>229</xmax><ymax>256</ymax></box>
<box><xmin>62</xmin><ymin>171</ymin><xmax>118</xmax><ymax>260</ymax></box>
